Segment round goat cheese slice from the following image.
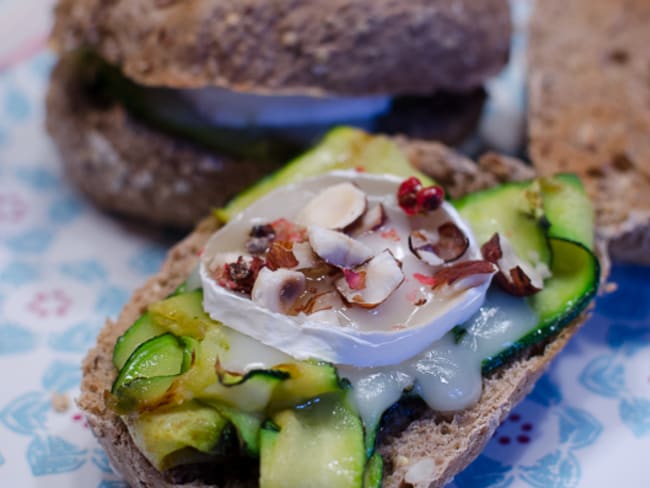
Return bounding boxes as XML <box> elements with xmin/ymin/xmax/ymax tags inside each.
<box><xmin>200</xmin><ymin>171</ymin><xmax>494</xmax><ymax>367</ymax></box>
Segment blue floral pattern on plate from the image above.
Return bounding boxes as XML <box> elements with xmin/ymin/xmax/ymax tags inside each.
<box><xmin>49</xmin><ymin>321</ymin><xmax>102</xmax><ymax>353</ymax></box>
<box><xmin>59</xmin><ymin>260</ymin><xmax>107</xmax><ymax>284</ymax></box>
<box><xmin>519</xmin><ymin>450</ymin><xmax>580</xmax><ymax>488</ymax></box>
<box><xmin>0</xmin><ymin>392</ymin><xmax>50</xmax><ymax>436</ymax></box>
<box><xmin>27</xmin><ymin>435</ymin><xmax>87</xmax><ymax>476</ymax></box>
<box><xmin>0</xmin><ymin>261</ymin><xmax>40</xmax><ymax>285</ymax></box>
<box><xmin>0</xmin><ymin>322</ymin><xmax>35</xmax><ymax>354</ymax></box>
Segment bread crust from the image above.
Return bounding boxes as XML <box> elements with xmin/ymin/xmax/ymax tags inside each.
<box><xmin>45</xmin><ymin>55</ymin><xmax>282</xmax><ymax>229</ymax></box>
<box><xmin>51</xmin><ymin>0</ymin><xmax>510</xmax><ymax>96</ymax></box>
<box><xmin>78</xmin><ymin>146</ymin><xmax>599</xmax><ymax>488</ymax></box>
<box><xmin>46</xmin><ymin>55</ymin><xmax>487</xmax><ymax>228</ymax></box>
<box><xmin>528</xmin><ymin>0</ymin><xmax>650</xmax><ymax>263</ymax></box>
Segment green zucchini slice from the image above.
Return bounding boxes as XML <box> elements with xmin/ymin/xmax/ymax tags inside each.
<box><xmin>111</xmin><ymin>333</ymin><xmax>198</xmax><ymax>413</ymax></box>
<box><xmin>454</xmin><ymin>181</ymin><xmax>551</xmax><ymax>267</ymax></box>
<box><xmin>129</xmin><ymin>400</ymin><xmax>232</xmax><ymax>471</ymax></box>
<box><xmin>112</xmin><ymin>312</ymin><xmax>166</xmax><ymax>371</ymax></box>
<box><xmin>218</xmin><ymin>127</ymin><xmax>433</xmax><ymax>222</ymax></box>
<box><xmin>199</xmin><ymin>400</ymin><xmax>264</xmax><ymax>456</ymax></box>
<box><xmin>454</xmin><ymin>174</ymin><xmax>599</xmax><ymax>372</ymax></box>
<box><xmin>259</xmin><ymin>393</ymin><xmax>365</xmax><ymax>488</ymax></box>
<box><xmin>363</xmin><ymin>453</ymin><xmax>384</xmax><ymax>488</ymax></box>
<box><xmin>148</xmin><ymin>289</ymin><xmax>215</xmax><ymax>339</ymax></box>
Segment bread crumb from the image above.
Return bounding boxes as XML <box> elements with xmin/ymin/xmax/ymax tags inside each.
<box><xmin>131</xmin><ymin>171</ymin><xmax>153</xmax><ymax>189</ymax></box>
<box><xmin>314</xmin><ymin>47</ymin><xmax>331</xmax><ymax>63</ymax></box>
<box><xmin>604</xmin><ymin>281</ymin><xmax>618</xmax><ymax>294</ymax></box>
<box><xmin>225</xmin><ymin>13</ymin><xmax>240</xmax><ymax>26</ymax></box>
<box><xmin>51</xmin><ymin>392</ymin><xmax>71</xmax><ymax>413</ymax></box>
<box><xmin>405</xmin><ymin>458</ymin><xmax>436</xmax><ymax>485</ymax></box>
<box><xmin>174</xmin><ymin>180</ymin><xmax>191</xmax><ymax>194</ymax></box>
<box><xmin>281</xmin><ymin>31</ymin><xmax>298</xmax><ymax>47</ymax></box>
<box><xmin>576</xmin><ymin>123</ymin><xmax>596</xmax><ymax>149</ymax></box>
<box><xmin>395</xmin><ymin>455</ymin><xmax>410</xmax><ymax>467</ymax></box>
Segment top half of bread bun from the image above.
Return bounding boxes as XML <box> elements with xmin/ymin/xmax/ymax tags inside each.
<box><xmin>51</xmin><ymin>0</ymin><xmax>511</xmax><ymax>96</ymax></box>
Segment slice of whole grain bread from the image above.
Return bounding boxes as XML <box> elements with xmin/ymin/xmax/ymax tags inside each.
<box><xmin>50</xmin><ymin>0</ymin><xmax>510</xmax><ymax>96</ymax></box>
<box><xmin>79</xmin><ymin>141</ymin><xmax>604</xmax><ymax>488</ymax></box>
<box><xmin>528</xmin><ymin>0</ymin><xmax>650</xmax><ymax>263</ymax></box>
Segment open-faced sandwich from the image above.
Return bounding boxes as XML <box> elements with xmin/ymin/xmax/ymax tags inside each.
<box><xmin>46</xmin><ymin>0</ymin><xmax>511</xmax><ymax>227</ymax></box>
<box><xmin>79</xmin><ymin>128</ymin><xmax>602</xmax><ymax>488</ymax></box>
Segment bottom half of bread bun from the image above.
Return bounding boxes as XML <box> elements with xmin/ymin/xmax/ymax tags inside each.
<box><xmin>46</xmin><ymin>53</ymin><xmax>487</xmax><ymax>229</ymax></box>
<box><xmin>78</xmin><ymin>145</ymin><xmax>604</xmax><ymax>488</ymax></box>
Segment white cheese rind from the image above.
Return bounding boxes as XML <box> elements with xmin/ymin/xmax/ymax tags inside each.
<box><xmin>200</xmin><ymin>171</ymin><xmax>492</xmax><ymax>367</ymax></box>
<box><xmin>202</xmin><ymin>264</ymin><xmax>489</xmax><ymax>366</ymax></box>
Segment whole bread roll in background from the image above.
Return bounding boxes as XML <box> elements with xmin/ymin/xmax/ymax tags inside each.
<box><xmin>46</xmin><ymin>0</ymin><xmax>511</xmax><ymax>228</ymax></box>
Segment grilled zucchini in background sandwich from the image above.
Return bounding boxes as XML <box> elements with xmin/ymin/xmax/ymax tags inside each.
<box><xmin>47</xmin><ymin>0</ymin><xmax>511</xmax><ymax>228</ymax></box>
<box><xmin>79</xmin><ymin>129</ymin><xmax>602</xmax><ymax>488</ymax></box>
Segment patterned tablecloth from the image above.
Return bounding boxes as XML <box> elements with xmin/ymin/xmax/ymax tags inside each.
<box><xmin>1</xmin><ymin>1</ymin><xmax>649</xmax><ymax>487</ymax></box>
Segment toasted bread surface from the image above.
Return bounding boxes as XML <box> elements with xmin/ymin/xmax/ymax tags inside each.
<box><xmin>78</xmin><ymin>145</ymin><xmax>599</xmax><ymax>488</ymax></box>
<box><xmin>51</xmin><ymin>0</ymin><xmax>510</xmax><ymax>96</ymax></box>
<box><xmin>528</xmin><ymin>0</ymin><xmax>650</xmax><ymax>263</ymax></box>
